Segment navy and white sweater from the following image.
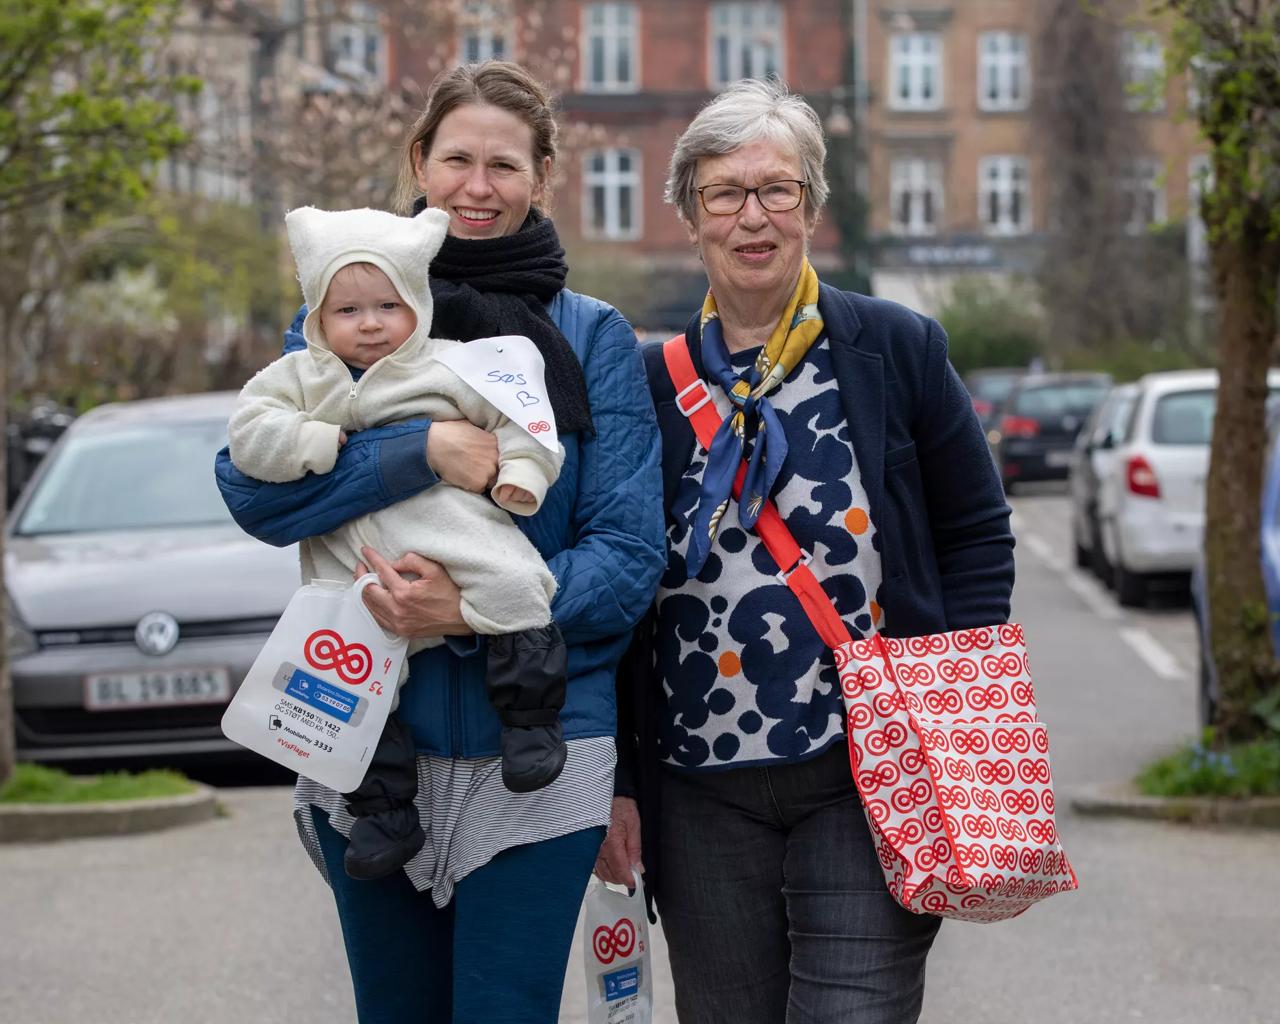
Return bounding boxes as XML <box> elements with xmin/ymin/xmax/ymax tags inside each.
<box><xmin>615</xmin><ymin>284</ymin><xmax>1016</xmax><ymax>914</ymax></box>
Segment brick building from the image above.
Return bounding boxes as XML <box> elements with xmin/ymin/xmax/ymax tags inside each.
<box><xmin>373</xmin><ymin>1</ymin><xmax>1207</xmax><ymax>329</ymax></box>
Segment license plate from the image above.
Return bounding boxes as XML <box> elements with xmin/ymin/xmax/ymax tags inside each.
<box><xmin>1045</xmin><ymin>450</ymin><xmax>1073</xmax><ymax>468</ymax></box>
<box><xmin>84</xmin><ymin>668</ymin><xmax>231</xmax><ymax>711</ymax></box>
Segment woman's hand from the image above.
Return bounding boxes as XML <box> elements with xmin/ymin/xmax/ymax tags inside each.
<box><xmin>355</xmin><ymin>546</ymin><xmax>474</xmax><ymax>638</ymax></box>
<box><xmin>426</xmin><ymin>419</ymin><xmax>499</xmax><ymax>493</ymax></box>
<box><xmin>594</xmin><ymin>796</ymin><xmax>643</xmax><ymax>886</ymax></box>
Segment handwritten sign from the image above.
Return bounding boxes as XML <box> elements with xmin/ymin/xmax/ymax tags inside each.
<box><xmin>434</xmin><ymin>335</ymin><xmax>559</xmax><ymax>452</ymax></box>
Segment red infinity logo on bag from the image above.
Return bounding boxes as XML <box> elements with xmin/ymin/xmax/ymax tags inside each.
<box><xmin>304</xmin><ymin>629</ymin><xmax>372</xmax><ymax>686</ymax></box>
<box><xmin>592</xmin><ymin>918</ymin><xmax>636</xmax><ymax>963</ymax></box>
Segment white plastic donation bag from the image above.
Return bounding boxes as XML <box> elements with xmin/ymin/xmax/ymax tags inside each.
<box><xmin>221</xmin><ymin>575</ymin><xmax>408</xmax><ymax>792</ymax></box>
<box><xmin>582</xmin><ymin>870</ymin><xmax>652</xmax><ymax>1024</ymax></box>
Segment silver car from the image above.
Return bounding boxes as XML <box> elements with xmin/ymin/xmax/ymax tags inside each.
<box><xmin>6</xmin><ymin>392</ymin><xmax>300</xmax><ymax>764</ymax></box>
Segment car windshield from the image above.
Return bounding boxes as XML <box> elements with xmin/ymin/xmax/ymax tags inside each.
<box><xmin>1014</xmin><ymin>382</ymin><xmax>1109</xmax><ymax>418</ymax></box>
<box><xmin>1151</xmin><ymin>390</ymin><xmax>1216</xmax><ymax>446</ymax></box>
<box><xmin>15</xmin><ymin>419</ymin><xmax>234</xmax><ymax>535</ymax></box>
<box><xmin>969</xmin><ymin>374</ymin><xmax>1020</xmax><ymax>404</ymax></box>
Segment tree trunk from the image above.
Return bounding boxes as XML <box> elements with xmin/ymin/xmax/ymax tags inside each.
<box><xmin>0</xmin><ymin>364</ymin><xmax>12</xmax><ymax>788</ymax></box>
<box><xmin>1204</xmin><ymin>212</ymin><xmax>1280</xmax><ymax>744</ymax></box>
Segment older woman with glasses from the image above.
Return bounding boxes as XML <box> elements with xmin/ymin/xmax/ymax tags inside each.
<box><xmin>602</xmin><ymin>79</ymin><xmax>1015</xmax><ymax>1023</ymax></box>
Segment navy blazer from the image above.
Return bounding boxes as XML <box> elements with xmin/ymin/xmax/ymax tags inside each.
<box><xmin>615</xmin><ymin>284</ymin><xmax>1016</xmax><ymax>914</ymax></box>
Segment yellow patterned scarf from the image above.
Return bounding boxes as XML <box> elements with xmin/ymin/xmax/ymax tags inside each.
<box><xmin>685</xmin><ymin>260</ymin><xmax>825</xmax><ymax>576</ymax></box>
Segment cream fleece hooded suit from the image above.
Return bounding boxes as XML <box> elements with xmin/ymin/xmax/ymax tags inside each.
<box><xmin>228</xmin><ymin>205</ymin><xmax>562</xmax><ymax>661</ymax></box>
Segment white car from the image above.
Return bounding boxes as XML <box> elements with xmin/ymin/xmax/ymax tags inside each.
<box><xmin>1096</xmin><ymin>368</ymin><xmax>1280</xmax><ymax>605</ymax></box>
<box><xmin>1068</xmin><ymin>383</ymin><xmax>1139</xmax><ymax>578</ymax></box>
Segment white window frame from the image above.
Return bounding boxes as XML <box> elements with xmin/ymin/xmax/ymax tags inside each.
<box><xmin>889</xmin><ymin>32</ymin><xmax>943</xmax><ymax>111</ymax></box>
<box><xmin>977</xmin><ymin>31</ymin><xmax>1029</xmax><ymax>112</ymax></box>
<box><xmin>582</xmin><ymin>148</ymin><xmax>642</xmax><ymax>241</ymax></box>
<box><xmin>709</xmin><ymin>2</ymin><xmax>784</xmax><ymax>88</ymax></box>
<box><xmin>978</xmin><ymin>155</ymin><xmax>1031</xmax><ymax>236</ymax></box>
<box><xmin>458</xmin><ymin>1</ymin><xmax>511</xmax><ymax>65</ymax></box>
<box><xmin>330</xmin><ymin>2</ymin><xmax>386</xmax><ymax>84</ymax></box>
<box><xmin>1120</xmin><ymin>158</ymin><xmax>1166</xmax><ymax>234</ymax></box>
<box><xmin>582</xmin><ymin>3</ymin><xmax>639</xmax><ymax>94</ymax></box>
<box><xmin>1122</xmin><ymin>29</ymin><xmax>1165</xmax><ymax>112</ymax></box>
<box><xmin>889</xmin><ymin>157</ymin><xmax>944</xmax><ymax>236</ymax></box>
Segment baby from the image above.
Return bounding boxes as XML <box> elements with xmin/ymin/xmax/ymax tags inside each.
<box><xmin>229</xmin><ymin>206</ymin><xmax>566</xmax><ymax>881</ymax></box>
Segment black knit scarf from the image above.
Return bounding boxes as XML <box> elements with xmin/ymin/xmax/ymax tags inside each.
<box><xmin>414</xmin><ymin>199</ymin><xmax>594</xmax><ymax>435</ymax></box>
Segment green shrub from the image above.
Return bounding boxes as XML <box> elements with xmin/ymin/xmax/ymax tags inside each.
<box><xmin>936</xmin><ymin>276</ymin><xmax>1046</xmax><ymax>377</ymax></box>
<box><xmin>0</xmin><ymin>763</ymin><xmax>195</xmax><ymax>803</ymax></box>
<box><xmin>1057</xmin><ymin>339</ymin><xmax>1206</xmax><ymax>382</ymax></box>
<box><xmin>1136</xmin><ymin>735</ymin><xmax>1280</xmax><ymax>798</ymax></box>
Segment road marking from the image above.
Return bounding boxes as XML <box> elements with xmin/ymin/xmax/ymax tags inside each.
<box><xmin>1119</xmin><ymin>626</ymin><xmax>1183</xmax><ymax>680</ymax></box>
<box><xmin>1061</xmin><ymin>568</ymin><xmax>1124</xmax><ymax>621</ymax></box>
<box><xmin>1021</xmin><ymin>533</ymin><xmax>1067</xmax><ymax>572</ymax></box>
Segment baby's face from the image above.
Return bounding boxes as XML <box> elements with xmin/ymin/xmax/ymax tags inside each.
<box><xmin>318</xmin><ymin>263</ymin><xmax>417</xmax><ymax>369</ymax></box>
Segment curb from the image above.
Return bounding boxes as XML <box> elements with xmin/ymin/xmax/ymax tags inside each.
<box><xmin>0</xmin><ymin>784</ymin><xmax>220</xmax><ymax>843</ymax></box>
<box><xmin>1071</xmin><ymin>783</ymin><xmax>1280</xmax><ymax>829</ymax></box>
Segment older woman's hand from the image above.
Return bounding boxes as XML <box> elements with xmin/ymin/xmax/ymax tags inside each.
<box><xmin>594</xmin><ymin>796</ymin><xmax>643</xmax><ymax>886</ymax></box>
<box><xmin>426</xmin><ymin>419</ymin><xmax>499</xmax><ymax>493</ymax></box>
<box><xmin>356</xmin><ymin>546</ymin><xmax>473</xmax><ymax>638</ymax></box>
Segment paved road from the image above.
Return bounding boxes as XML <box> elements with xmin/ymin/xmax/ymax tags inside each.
<box><xmin>1</xmin><ymin>491</ymin><xmax>1276</xmax><ymax>1024</ymax></box>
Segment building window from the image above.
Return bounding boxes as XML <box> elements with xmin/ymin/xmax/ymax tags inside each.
<box><xmin>583</xmin><ymin>3</ymin><xmax>638</xmax><ymax>93</ymax></box>
<box><xmin>459</xmin><ymin>1</ymin><xmax>510</xmax><ymax>64</ymax></box>
<box><xmin>710</xmin><ymin>3</ymin><xmax>783</xmax><ymax>87</ymax></box>
<box><xmin>1120</xmin><ymin>159</ymin><xmax>1166</xmax><ymax>234</ymax></box>
<box><xmin>890</xmin><ymin>158</ymin><xmax>944</xmax><ymax>236</ymax></box>
<box><xmin>977</xmin><ymin>31</ymin><xmax>1028</xmax><ymax>111</ymax></box>
<box><xmin>583</xmin><ymin>148</ymin><xmax>642</xmax><ymax>240</ymax></box>
<box><xmin>330</xmin><ymin>2</ymin><xmax>385</xmax><ymax>82</ymax></box>
<box><xmin>889</xmin><ymin>32</ymin><xmax>943</xmax><ymax>111</ymax></box>
<box><xmin>1122</xmin><ymin>29</ymin><xmax>1164</xmax><ymax>111</ymax></box>
<box><xmin>978</xmin><ymin>156</ymin><xmax>1030</xmax><ymax>235</ymax></box>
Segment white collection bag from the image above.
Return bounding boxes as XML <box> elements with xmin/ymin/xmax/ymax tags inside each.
<box><xmin>221</xmin><ymin>575</ymin><xmax>408</xmax><ymax>792</ymax></box>
<box><xmin>582</xmin><ymin>870</ymin><xmax>652</xmax><ymax>1024</ymax></box>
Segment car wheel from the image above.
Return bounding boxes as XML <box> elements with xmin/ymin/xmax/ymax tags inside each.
<box><xmin>1115</xmin><ymin>564</ymin><xmax>1147</xmax><ymax>607</ymax></box>
<box><xmin>1072</xmin><ymin>521</ymin><xmax>1090</xmax><ymax>569</ymax></box>
<box><xmin>1003</xmin><ymin>478</ymin><xmax>1016</xmax><ymax>497</ymax></box>
<box><xmin>1198</xmin><ymin>641</ymin><xmax>1218</xmax><ymax>730</ymax></box>
<box><xmin>1088</xmin><ymin>515</ymin><xmax>1113</xmax><ymax>585</ymax></box>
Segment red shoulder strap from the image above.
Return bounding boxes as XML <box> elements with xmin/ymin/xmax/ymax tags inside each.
<box><xmin>662</xmin><ymin>336</ymin><xmax>852</xmax><ymax>650</ymax></box>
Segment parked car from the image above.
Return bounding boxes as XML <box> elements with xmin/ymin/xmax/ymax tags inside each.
<box><xmin>1190</xmin><ymin>414</ymin><xmax>1280</xmax><ymax>727</ymax></box>
<box><xmin>990</xmin><ymin>372</ymin><xmax>1112</xmax><ymax>492</ymax></box>
<box><xmin>1068</xmin><ymin>382</ymin><xmax>1140</xmax><ymax>577</ymax></box>
<box><xmin>5</xmin><ymin>392</ymin><xmax>300</xmax><ymax>765</ymax></box>
<box><xmin>1096</xmin><ymin>368</ymin><xmax>1280</xmax><ymax>606</ymax></box>
<box><xmin>964</xmin><ymin>367</ymin><xmax>1025</xmax><ymax>430</ymax></box>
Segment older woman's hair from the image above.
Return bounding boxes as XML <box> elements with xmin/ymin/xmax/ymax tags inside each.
<box><xmin>393</xmin><ymin>61</ymin><xmax>559</xmax><ymax>214</ymax></box>
<box><xmin>665</xmin><ymin>78</ymin><xmax>829</xmax><ymax>224</ymax></box>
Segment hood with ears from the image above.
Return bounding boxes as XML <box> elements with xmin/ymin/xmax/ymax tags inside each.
<box><xmin>284</xmin><ymin>205</ymin><xmax>450</xmax><ymax>350</ymax></box>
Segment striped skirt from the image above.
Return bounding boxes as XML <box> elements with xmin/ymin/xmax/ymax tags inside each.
<box><xmin>294</xmin><ymin>735</ymin><xmax>615</xmax><ymax>908</ymax></box>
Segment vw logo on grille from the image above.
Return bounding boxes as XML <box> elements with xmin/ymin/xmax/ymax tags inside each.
<box><xmin>135</xmin><ymin>612</ymin><xmax>180</xmax><ymax>656</ymax></box>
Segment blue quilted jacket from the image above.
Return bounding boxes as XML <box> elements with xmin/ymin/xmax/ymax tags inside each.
<box><xmin>214</xmin><ymin>289</ymin><xmax>666</xmax><ymax>758</ymax></box>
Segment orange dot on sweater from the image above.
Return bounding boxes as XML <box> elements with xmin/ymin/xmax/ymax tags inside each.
<box><xmin>718</xmin><ymin>651</ymin><xmax>742</xmax><ymax>676</ymax></box>
<box><xmin>845</xmin><ymin>507</ymin><xmax>869</xmax><ymax>535</ymax></box>
<box><xmin>870</xmin><ymin>601</ymin><xmax>882</xmax><ymax>624</ymax></box>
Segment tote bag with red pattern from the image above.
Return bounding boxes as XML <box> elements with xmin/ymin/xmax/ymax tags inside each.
<box><xmin>662</xmin><ymin>335</ymin><xmax>1078</xmax><ymax>922</ymax></box>
<box><xmin>836</xmin><ymin>626</ymin><xmax>1078</xmax><ymax>921</ymax></box>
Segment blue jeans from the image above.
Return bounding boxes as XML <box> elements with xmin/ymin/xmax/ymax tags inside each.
<box><xmin>656</xmin><ymin>742</ymin><xmax>941</xmax><ymax>1024</ymax></box>
<box><xmin>314</xmin><ymin>809</ymin><xmax>604</xmax><ymax>1024</ymax></box>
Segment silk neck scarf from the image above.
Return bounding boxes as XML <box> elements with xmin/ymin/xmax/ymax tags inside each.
<box><xmin>685</xmin><ymin>260</ymin><xmax>824</xmax><ymax>577</ymax></box>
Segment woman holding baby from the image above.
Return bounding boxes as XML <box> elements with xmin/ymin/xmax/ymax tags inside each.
<box><xmin>215</xmin><ymin>60</ymin><xmax>665</xmax><ymax>1023</ymax></box>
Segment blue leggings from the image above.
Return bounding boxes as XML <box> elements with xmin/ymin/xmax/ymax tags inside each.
<box><xmin>314</xmin><ymin>809</ymin><xmax>604</xmax><ymax>1024</ymax></box>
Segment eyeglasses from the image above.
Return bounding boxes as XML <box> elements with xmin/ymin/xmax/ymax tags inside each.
<box><xmin>695</xmin><ymin>179</ymin><xmax>807</xmax><ymax>216</ymax></box>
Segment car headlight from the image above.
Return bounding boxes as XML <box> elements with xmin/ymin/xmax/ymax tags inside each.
<box><xmin>6</xmin><ymin>597</ymin><xmax>37</xmax><ymax>659</ymax></box>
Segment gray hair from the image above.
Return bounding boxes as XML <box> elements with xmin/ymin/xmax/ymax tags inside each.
<box><xmin>665</xmin><ymin>78</ymin><xmax>829</xmax><ymax>224</ymax></box>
